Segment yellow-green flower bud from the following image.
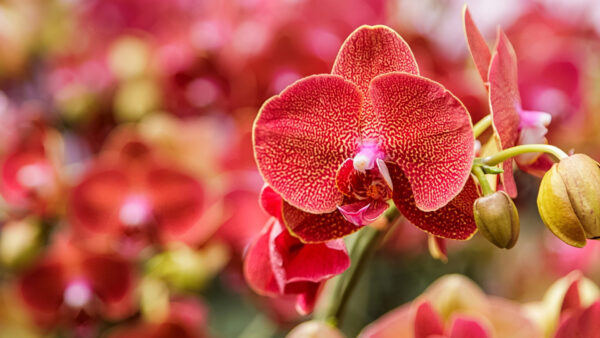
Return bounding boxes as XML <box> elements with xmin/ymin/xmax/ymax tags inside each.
<box><xmin>537</xmin><ymin>154</ymin><xmax>600</xmax><ymax>247</ymax></box>
<box><xmin>473</xmin><ymin>191</ymin><xmax>520</xmax><ymax>249</ymax></box>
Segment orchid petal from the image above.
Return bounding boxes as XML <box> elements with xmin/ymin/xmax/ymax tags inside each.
<box><xmin>295</xmin><ymin>283</ymin><xmax>321</xmax><ymax>315</ymax></box>
<box><xmin>448</xmin><ymin>316</ymin><xmax>490</xmax><ymax>338</ymax></box>
<box><xmin>243</xmin><ymin>219</ymin><xmax>280</xmax><ymax>296</ymax></box>
<box><xmin>414</xmin><ymin>301</ymin><xmax>445</xmax><ymax>338</ymax></box>
<box><xmin>269</xmin><ymin>220</ymin><xmax>349</xmax><ymax>290</ymax></box>
<box><xmin>150</xmin><ymin>168</ymin><xmax>204</xmax><ymax>236</ymax></box>
<box><xmin>260</xmin><ymin>184</ymin><xmax>283</xmax><ymax>219</ymax></box>
<box><xmin>282</xmin><ymin>201</ymin><xmax>359</xmax><ymax>243</ymax></box>
<box><xmin>83</xmin><ymin>255</ymin><xmax>135</xmax><ymax>318</ymax></box>
<box><xmin>19</xmin><ymin>261</ymin><xmax>65</xmax><ymax>314</ymax></box>
<box><xmin>463</xmin><ymin>6</ymin><xmax>491</xmax><ymax>83</ymax></box>
<box><xmin>69</xmin><ymin>168</ymin><xmax>129</xmax><ymax>234</ymax></box>
<box><xmin>389</xmin><ymin>163</ymin><xmax>478</xmax><ymax>240</ymax></box>
<box><xmin>369</xmin><ymin>73</ymin><xmax>474</xmax><ymax>211</ymax></box>
<box><xmin>489</xmin><ymin>29</ymin><xmax>520</xmax><ymax>198</ymax></box>
<box><xmin>555</xmin><ymin>301</ymin><xmax>600</xmax><ymax>338</ymax></box>
<box><xmin>254</xmin><ymin>75</ymin><xmax>362</xmax><ymax>213</ymax></box>
<box><xmin>332</xmin><ymin>25</ymin><xmax>418</xmax><ymax>91</ymax></box>
<box><xmin>332</xmin><ymin>25</ymin><xmax>418</xmax><ymax>132</ymax></box>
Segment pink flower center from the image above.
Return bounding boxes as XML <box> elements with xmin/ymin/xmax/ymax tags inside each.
<box><xmin>119</xmin><ymin>194</ymin><xmax>152</xmax><ymax>227</ymax></box>
<box><xmin>63</xmin><ymin>279</ymin><xmax>93</xmax><ymax>308</ymax></box>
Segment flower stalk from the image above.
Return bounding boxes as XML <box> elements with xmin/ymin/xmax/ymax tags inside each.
<box><xmin>472</xmin><ymin>115</ymin><xmax>492</xmax><ymax>139</ymax></box>
<box><xmin>482</xmin><ymin>144</ymin><xmax>568</xmax><ymax>166</ymax></box>
<box><xmin>316</xmin><ymin>209</ymin><xmax>401</xmax><ymax>326</ymax></box>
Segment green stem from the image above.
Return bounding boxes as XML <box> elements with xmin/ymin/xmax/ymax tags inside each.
<box><xmin>481</xmin><ymin>144</ymin><xmax>568</xmax><ymax>166</ymax></box>
<box><xmin>473</xmin><ymin>115</ymin><xmax>492</xmax><ymax>139</ymax></box>
<box><xmin>317</xmin><ymin>211</ymin><xmax>401</xmax><ymax>326</ymax></box>
<box><xmin>472</xmin><ymin>165</ymin><xmax>493</xmax><ymax>196</ymax></box>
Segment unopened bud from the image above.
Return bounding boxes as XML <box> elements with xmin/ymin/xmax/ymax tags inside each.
<box><xmin>537</xmin><ymin>154</ymin><xmax>600</xmax><ymax>247</ymax></box>
<box><xmin>473</xmin><ymin>191</ymin><xmax>519</xmax><ymax>249</ymax></box>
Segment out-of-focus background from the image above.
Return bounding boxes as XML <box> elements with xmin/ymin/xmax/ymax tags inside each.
<box><xmin>1</xmin><ymin>0</ymin><xmax>600</xmax><ymax>337</ymax></box>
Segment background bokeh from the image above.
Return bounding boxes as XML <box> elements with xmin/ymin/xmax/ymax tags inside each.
<box><xmin>1</xmin><ymin>0</ymin><xmax>600</xmax><ymax>337</ymax></box>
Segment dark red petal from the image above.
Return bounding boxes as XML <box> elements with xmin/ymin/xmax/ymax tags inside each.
<box><xmin>260</xmin><ymin>184</ymin><xmax>283</xmax><ymax>219</ymax></box>
<box><xmin>448</xmin><ymin>316</ymin><xmax>490</xmax><ymax>338</ymax></box>
<box><xmin>489</xmin><ymin>29</ymin><xmax>520</xmax><ymax>198</ymax></box>
<box><xmin>19</xmin><ymin>261</ymin><xmax>65</xmax><ymax>313</ymax></box>
<box><xmin>270</xmin><ymin>221</ymin><xmax>349</xmax><ymax>288</ymax></box>
<box><xmin>69</xmin><ymin>167</ymin><xmax>129</xmax><ymax>234</ymax></box>
<box><xmin>463</xmin><ymin>6</ymin><xmax>491</xmax><ymax>83</ymax></box>
<box><xmin>243</xmin><ymin>218</ymin><xmax>279</xmax><ymax>296</ymax></box>
<box><xmin>369</xmin><ymin>73</ymin><xmax>475</xmax><ymax>211</ymax></box>
<box><xmin>414</xmin><ymin>301</ymin><xmax>445</xmax><ymax>338</ymax></box>
<box><xmin>149</xmin><ymin>167</ymin><xmax>205</xmax><ymax>237</ymax></box>
<box><xmin>332</xmin><ymin>25</ymin><xmax>418</xmax><ymax>93</ymax></box>
<box><xmin>254</xmin><ymin>75</ymin><xmax>362</xmax><ymax>213</ymax></box>
<box><xmin>282</xmin><ymin>201</ymin><xmax>360</xmax><ymax>243</ymax></box>
<box><xmin>390</xmin><ymin>163</ymin><xmax>478</xmax><ymax>240</ymax></box>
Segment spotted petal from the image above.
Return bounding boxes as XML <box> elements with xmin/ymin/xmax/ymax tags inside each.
<box><xmin>332</xmin><ymin>25</ymin><xmax>418</xmax><ymax>137</ymax></box>
<box><xmin>282</xmin><ymin>201</ymin><xmax>359</xmax><ymax>243</ymax></box>
<box><xmin>253</xmin><ymin>75</ymin><xmax>363</xmax><ymax>213</ymax></box>
<box><xmin>489</xmin><ymin>29</ymin><xmax>520</xmax><ymax>198</ymax></box>
<box><xmin>370</xmin><ymin>73</ymin><xmax>475</xmax><ymax>211</ymax></box>
<box><xmin>463</xmin><ymin>6</ymin><xmax>491</xmax><ymax>84</ymax></box>
<box><xmin>390</xmin><ymin>163</ymin><xmax>478</xmax><ymax>240</ymax></box>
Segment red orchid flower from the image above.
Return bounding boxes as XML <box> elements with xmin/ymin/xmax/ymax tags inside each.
<box><xmin>464</xmin><ymin>6</ymin><xmax>554</xmax><ymax>194</ymax></box>
<box><xmin>0</xmin><ymin>123</ymin><xmax>63</xmax><ymax>216</ymax></box>
<box><xmin>107</xmin><ymin>298</ymin><xmax>208</xmax><ymax>338</ymax></box>
<box><xmin>243</xmin><ymin>185</ymin><xmax>350</xmax><ymax>314</ymax></box>
<box><xmin>253</xmin><ymin>25</ymin><xmax>477</xmax><ymax>242</ymax></box>
<box><xmin>18</xmin><ymin>236</ymin><xmax>136</xmax><ymax>330</ymax></box>
<box><xmin>69</xmin><ymin>132</ymin><xmax>214</xmax><ymax>255</ymax></box>
<box><xmin>359</xmin><ymin>274</ymin><xmax>540</xmax><ymax>338</ymax></box>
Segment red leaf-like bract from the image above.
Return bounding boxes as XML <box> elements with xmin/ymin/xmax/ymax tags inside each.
<box><xmin>253</xmin><ymin>75</ymin><xmax>363</xmax><ymax>213</ymax></box>
<box><xmin>390</xmin><ymin>163</ymin><xmax>478</xmax><ymax>240</ymax></box>
<box><xmin>463</xmin><ymin>6</ymin><xmax>491</xmax><ymax>84</ymax></box>
<box><xmin>489</xmin><ymin>29</ymin><xmax>520</xmax><ymax>198</ymax></box>
<box><xmin>370</xmin><ymin>73</ymin><xmax>475</xmax><ymax>211</ymax></box>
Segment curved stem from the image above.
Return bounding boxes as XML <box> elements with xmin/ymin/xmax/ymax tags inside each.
<box><xmin>317</xmin><ymin>212</ymin><xmax>401</xmax><ymax>326</ymax></box>
<box><xmin>472</xmin><ymin>165</ymin><xmax>494</xmax><ymax>196</ymax></box>
<box><xmin>481</xmin><ymin>144</ymin><xmax>568</xmax><ymax>166</ymax></box>
<box><xmin>473</xmin><ymin>115</ymin><xmax>492</xmax><ymax>139</ymax></box>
